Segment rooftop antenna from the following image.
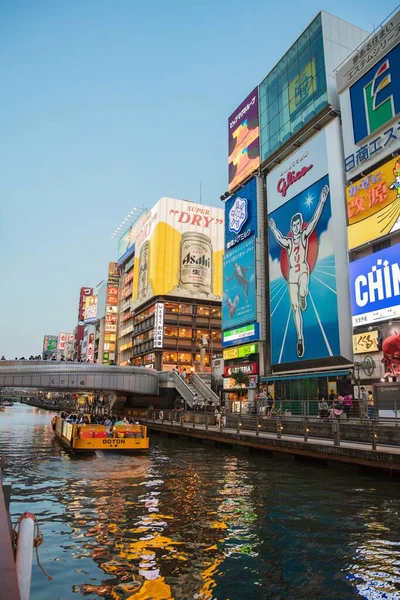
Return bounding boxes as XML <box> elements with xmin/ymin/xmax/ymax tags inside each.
<box><xmin>199</xmin><ymin>181</ymin><xmax>202</xmax><ymax>204</ymax></box>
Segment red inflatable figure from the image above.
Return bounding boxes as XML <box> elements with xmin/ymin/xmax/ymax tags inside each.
<box><xmin>381</xmin><ymin>333</ymin><xmax>400</xmax><ymax>377</ymax></box>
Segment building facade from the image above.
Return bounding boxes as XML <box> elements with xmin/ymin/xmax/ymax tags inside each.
<box><xmin>223</xmin><ymin>11</ymin><xmax>371</xmax><ymax>410</ymax></box>
<box><xmin>337</xmin><ymin>11</ymin><xmax>400</xmax><ymax>415</ymax></box>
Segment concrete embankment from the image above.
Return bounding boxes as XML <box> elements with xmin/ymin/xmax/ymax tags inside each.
<box><xmin>142</xmin><ymin>413</ymin><xmax>400</xmax><ymax>474</ymax></box>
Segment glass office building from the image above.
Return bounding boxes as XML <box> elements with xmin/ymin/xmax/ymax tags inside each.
<box><xmin>259</xmin><ymin>14</ymin><xmax>327</xmax><ymax>162</ymax></box>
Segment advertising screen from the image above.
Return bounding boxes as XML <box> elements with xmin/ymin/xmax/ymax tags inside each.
<box><xmin>84</xmin><ymin>295</ymin><xmax>98</xmax><ymax>324</ymax></box>
<box><xmin>223</xmin><ymin>236</ymin><xmax>256</xmax><ymax>330</ymax></box>
<box><xmin>225</xmin><ymin>177</ymin><xmax>257</xmax><ymax>250</ymax></box>
<box><xmin>349</xmin><ymin>243</ymin><xmax>400</xmax><ymax>326</ymax></box>
<box><xmin>228</xmin><ymin>88</ymin><xmax>260</xmax><ymax>193</ymax></box>
<box><xmin>131</xmin><ymin>198</ymin><xmax>224</xmax><ymax>310</ymax></box>
<box><xmin>346</xmin><ymin>155</ymin><xmax>400</xmax><ymax>250</ymax></box>
<box><xmin>268</xmin><ymin>174</ymin><xmax>340</xmax><ymax>363</ymax></box>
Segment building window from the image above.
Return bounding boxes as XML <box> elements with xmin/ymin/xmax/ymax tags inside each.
<box><xmin>178</xmin><ymin>328</ymin><xmax>192</xmax><ymax>338</ymax></box>
<box><xmin>178</xmin><ymin>303</ymin><xmax>192</xmax><ymax>314</ymax></box>
<box><xmin>163</xmin><ymin>352</ymin><xmax>178</xmax><ymax>364</ymax></box>
<box><xmin>210</xmin><ymin>307</ymin><xmax>221</xmax><ymax>318</ymax></box>
<box><xmin>133</xmin><ymin>357</ymin><xmax>143</xmax><ymax>366</ymax></box>
<box><xmin>164</xmin><ymin>326</ymin><xmax>178</xmax><ymax>338</ymax></box>
<box><xmin>196</xmin><ymin>330</ymin><xmax>210</xmax><ymax>340</ymax></box>
<box><xmin>165</xmin><ymin>302</ymin><xmax>179</xmax><ymax>313</ymax></box>
<box><xmin>178</xmin><ymin>353</ymin><xmax>192</xmax><ymax>364</ymax></box>
<box><xmin>197</xmin><ymin>306</ymin><xmax>210</xmax><ymax>316</ymax></box>
<box><xmin>144</xmin><ymin>353</ymin><xmax>155</xmax><ymax>365</ymax></box>
<box><xmin>259</xmin><ymin>13</ymin><xmax>326</xmax><ymax>162</ymax></box>
<box><xmin>211</xmin><ymin>331</ymin><xmax>222</xmax><ymax>342</ymax></box>
<box><xmin>373</xmin><ymin>239</ymin><xmax>391</xmax><ymax>253</ymax></box>
<box><xmin>195</xmin><ymin>353</ymin><xmax>210</xmax><ymax>365</ymax></box>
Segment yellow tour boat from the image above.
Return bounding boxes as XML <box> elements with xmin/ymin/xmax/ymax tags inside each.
<box><xmin>52</xmin><ymin>416</ymin><xmax>149</xmax><ymax>453</ymax></box>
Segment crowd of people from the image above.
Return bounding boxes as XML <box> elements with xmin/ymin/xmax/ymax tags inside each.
<box><xmin>318</xmin><ymin>387</ymin><xmax>374</xmax><ymax>420</ymax></box>
<box><xmin>60</xmin><ymin>411</ymin><xmax>138</xmax><ymax>426</ymax></box>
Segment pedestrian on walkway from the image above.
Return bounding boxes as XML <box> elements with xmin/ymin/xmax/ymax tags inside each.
<box><xmin>359</xmin><ymin>387</ymin><xmax>369</xmax><ymax>419</ymax></box>
<box><xmin>368</xmin><ymin>391</ymin><xmax>375</xmax><ymax>419</ymax></box>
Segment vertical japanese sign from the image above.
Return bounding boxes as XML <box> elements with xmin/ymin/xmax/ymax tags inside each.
<box><xmin>153</xmin><ymin>302</ymin><xmax>164</xmax><ymax>349</ymax></box>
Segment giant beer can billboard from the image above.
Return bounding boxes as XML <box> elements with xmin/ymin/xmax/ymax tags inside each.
<box><xmin>131</xmin><ymin>198</ymin><xmax>224</xmax><ymax>309</ymax></box>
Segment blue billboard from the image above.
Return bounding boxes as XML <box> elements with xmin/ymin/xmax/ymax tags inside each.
<box><xmin>225</xmin><ymin>177</ymin><xmax>257</xmax><ymax>250</ymax></box>
<box><xmin>350</xmin><ymin>44</ymin><xmax>400</xmax><ymax>145</ymax></box>
<box><xmin>349</xmin><ymin>243</ymin><xmax>400</xmax><ymax>327</ymax></box>
<box><xmin>223</xmin><ymin>236</ymin><xmax>256</xmax><ymax>330</ymax></box>
<box><xmin>268</xmin><ymin>174</ymin><xmax>340</xmax><ymax>364</ymax></box>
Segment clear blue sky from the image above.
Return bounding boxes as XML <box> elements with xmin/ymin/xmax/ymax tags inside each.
<box><xmin>0</xmin><ymin>0</ymin><xmax>393</xmax><ymax>358</ymax></box>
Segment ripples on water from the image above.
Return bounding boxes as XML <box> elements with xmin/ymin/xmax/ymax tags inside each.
<box><xmin>1</xmin><ymin>405</ymin><xmax>400</xmax><ymax>599</ymax></box>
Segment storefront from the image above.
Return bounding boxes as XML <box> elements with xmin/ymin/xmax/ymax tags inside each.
<box><xmin>260</xmin><ymin>370</ymin><xmax>352</xmax><ymax>414</ymax></box>
<box><xmin>222</xmin><ymin>344</ymin><xmax>260</xmax><ymax>412</ymax></box>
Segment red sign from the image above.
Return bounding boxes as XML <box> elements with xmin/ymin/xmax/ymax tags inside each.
<box><xmin>277</xmin><ymin>164</ymin><xmax>313</xmax><ymax>197</ymax></box>
<box><xmin>78</xmin><ymin>287</ymin><xmax>93</xmax><ymax>322</ymax></box>
<box><xmin>107</xmin><ymin>285</ymin><xmax>119</xmax><ymax>306</ymax></box>
<box><xmin>106</xmin><ymin>314</ymin><xmax>117</xmax><ymax>325</ymax></box>
<box><xmin>223</xmin><ymin>362</ymin><xmax>258</xmax><ymax>378</ymax></box>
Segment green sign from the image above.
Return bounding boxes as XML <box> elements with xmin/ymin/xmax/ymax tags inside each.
<box><xmin>238</xmin><ymin>343</ymin><xmax>258</xmax><ymax>358</ymax></box>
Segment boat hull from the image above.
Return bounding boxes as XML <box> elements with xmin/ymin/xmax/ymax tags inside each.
<box><xmin>52</xmin><ymin>417</ymin><xmax>149</xmax><ymax>453</ymax></box>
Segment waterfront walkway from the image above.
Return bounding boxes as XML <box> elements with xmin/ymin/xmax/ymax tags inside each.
<box><xmin>140</xmin><ymin>411</ymin><xmax>400</xmax><ymax>473</ymax></box>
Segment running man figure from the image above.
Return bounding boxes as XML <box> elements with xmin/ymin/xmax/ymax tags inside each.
<box><xmin>268</xmin><ymin>185</ymin><xmax>329</xmax><ymax>358</ymax></box>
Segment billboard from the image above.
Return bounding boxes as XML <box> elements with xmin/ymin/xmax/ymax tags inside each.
<box><xmin>78</xmin><ymin>287</ymin><xmax>93</xmax><ymax>323</ymax></box>
<box><xmin>337</xmin><ymin>17</ymin><xmax>400</xmax><ymax>179</ymax></box>
<box><xmin>223</xmin><ymin>236</ymin><xmax>256</xmax><ymax>329</ymax></box>
<box><xmin>349</xmin><ymin>243</ymin><xmax>400</xmax><ymax>326</ymax></box>
<box><xmin>84</xmin><ymin>295</ymin><xmax>98</xmax><ymax>324</ymax></box>
<box><xmin>131</xmin><ymin>198</ymin><xmax>224</xmax><ymax>310</ymax></box>
<box><xmin>223</xmin><ymin>343</ymin><xmax>258</xmax><ymax>360</ymax></box>
<box><xmin>87</xmin><ymin>333</ymin><xmax>94</xmax><ymax>363</ymax></box>
<box><xmin>107</xmin><ymin>286</ymin><xmax>119</xmax><ymax>306</ymax></box>
<box><xmin>346</xmin><ymin>155</ymin><xmax>400</xmax><ymax>250</ymax></box>
<box><xmin>105</xmin><ymin>314</ymin><xmax>117</xmax><ymax>333</ymax></box>
<box><xmin>43</xmin><ymin>335</ymin><xmax>58</xmax><ymax>357</ymax></box>
<box><xmin>108</xmin><ymin>262</ymin><xmax>120</xmax><ymax>286</ymax></box>
<box><xmin>58</xmin><ymin>333</ymin><xmax>68</xmax><ymax>351</ymax></box>
<box><xmin>268</xmin><ymin>174</ymin><xmax>340</xmax><ymax>363</ymax></box>
<box><xmin>228</xmin><ymin>88</ymin><xmax>260</xmax><ymax>193</ymax></box>
<box><xmin>225</xmin><ymin>177</ymin><xmax>257</xmax><ymax>250</ymax></box>
<box><xmin>353</xmin><ymin>330</ymin><xmax>380</xmax><ymax>354</ymax></box>
<box><xmin>222</xmin><ymin>322</ymin><xmax>260</xmax><ymax>347</ymax></box>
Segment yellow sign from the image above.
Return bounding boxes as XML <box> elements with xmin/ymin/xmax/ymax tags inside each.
<box><xmin>223</xmin><ymin>347</ymin><xmax>239</xmax><ymax>360</ymax></box>
<box><xmin>131</xmin><ymin>198</ymin><xmax>224</xmax><ymax>309</ymax></box>
<box><xmin>289</xmin><ymin>58</ymin><xmax>316</xmax><ymax>114</ymax></box>
<box><xmin>346</xmin><ymin>156</ymin><xmax>400</xmax><ymax>250</ymax></box>
<box><xmin>352</xmin><ymin>331</ymin><xmax>379</xmax><ymax>354</ymax></box>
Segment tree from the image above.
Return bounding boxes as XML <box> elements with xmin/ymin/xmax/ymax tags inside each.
<box><xmin>230</xmin><ymin>371</ymin><xmax>249</xmax><ymax>414</ymax></box>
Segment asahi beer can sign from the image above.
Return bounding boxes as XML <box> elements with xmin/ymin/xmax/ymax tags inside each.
<box><xmin>179</xmin><ymin>232</ymin><xmax>213</xmax><ymax>294</ymax></box>
<box><xmin>131</xmin><ymin>197</ymin><xmax>224</xmax><ymax>308</ymax></box>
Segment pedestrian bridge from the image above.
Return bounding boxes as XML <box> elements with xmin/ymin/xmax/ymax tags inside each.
<box><xmin>0</xmin><ymin>361</ymin><xmax>159</xmax><ymax>396</ymax></box>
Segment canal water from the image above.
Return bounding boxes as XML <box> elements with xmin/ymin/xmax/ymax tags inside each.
<box><xmin>1</xmin><ymin>404</ymin><xmax>400</xmax><ymax>600</ymax></box>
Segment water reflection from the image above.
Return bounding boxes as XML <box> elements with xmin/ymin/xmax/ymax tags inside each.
<box><xmin>1</xmin><ymin>405</ymin><xmax>400</xmax><ymax>599</ymax></box>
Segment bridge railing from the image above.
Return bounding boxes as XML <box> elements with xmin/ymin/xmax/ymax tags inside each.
<box><xmin>166</xmin><ymin>372</ymin><xmax>196</xmax><ymax>408</ymax></box>
<box><xmin>191</xmin><ymin>373</ymin><xmax>220</xmax><ymax>405</ymax></box>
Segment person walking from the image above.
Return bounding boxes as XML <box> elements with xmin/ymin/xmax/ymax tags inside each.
<box><xmin>180</xmin><ymin>368</ymin><xmax>187</xmax><ymax>381</ymax></box>
<box><xmin>343</xmin><ymin>393</ymin><xmax>353</xmax><ymax>419</ymax></box>
<box><xmin>359</xmin><ymin>387</ymin><xmax>369</xmax><ymax>419</ymax></box>
<box><xmin>368</xmin><ymin>390</ymin><xmax>375</xmax><ymax>419</ymax></box>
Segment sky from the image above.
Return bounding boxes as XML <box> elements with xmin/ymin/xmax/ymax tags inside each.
<box><xmin>0</xmin><ymin>0</ymin><xmax>394</xmax><ymax>358</ymax></box>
